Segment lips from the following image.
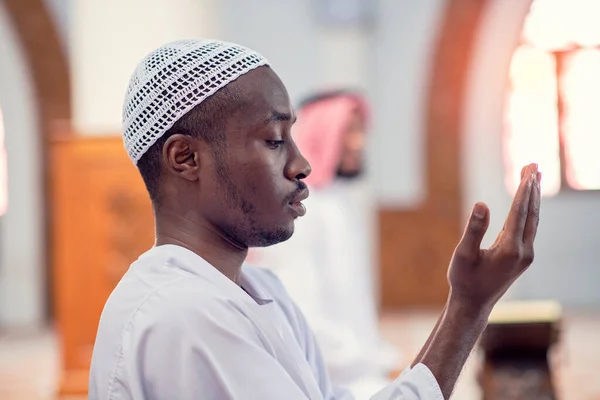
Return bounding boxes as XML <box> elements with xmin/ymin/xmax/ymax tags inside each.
<box><xmin>290</xmin><ymin>188</ymin><xmax>309</xmax><ymax>204</ymax></box>
<box><xmin>288</xmin><ymin>188</ymin><xmax>309</xmax><ymax>217</ymax></box>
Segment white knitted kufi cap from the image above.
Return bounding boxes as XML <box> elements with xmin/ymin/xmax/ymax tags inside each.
<box><xmin>122</xmin><ymin>39</ymin><xmax>269</xmax><ymax>164</ymax></box>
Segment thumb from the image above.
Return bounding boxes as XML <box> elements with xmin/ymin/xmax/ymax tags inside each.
<box><xmin>457</xmin><ymin>202</ymin><xmax>490</xmax><ymax>257</ymax></box>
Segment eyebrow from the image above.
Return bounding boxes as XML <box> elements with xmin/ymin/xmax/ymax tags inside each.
<box><xmin>264</xmin><ymin>111</ymin><xmax>296</xmax><ymax>125</ymax></box>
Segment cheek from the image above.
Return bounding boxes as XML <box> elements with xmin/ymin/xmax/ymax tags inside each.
<box><xmin>248</xmin><ymin>165</ymin><xmax>287</xmax><ymax>206</ymax></box>
<box><xmin>251</xmin><ymin>174</ymin><xmax>283</xmax><ymax>205</ymax></box>
<box><xmin>229</xmin><ymin>148</ymin><xmax>288</xmax><ymax>203</ymax></box>
<box><xmin>236</xmin><ymin>161</ymin><xmax>277</xmax><ymax>193</ymax></box>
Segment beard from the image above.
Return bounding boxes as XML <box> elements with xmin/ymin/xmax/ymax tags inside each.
<box><xmin>214</xmin><ymin>160</ymin><xmax>294</xmax><ymax>248</ymax></box>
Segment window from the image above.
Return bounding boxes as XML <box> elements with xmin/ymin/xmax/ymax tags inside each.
<box><xmin>505</xmin><ymin>0</ymin><xmax>600</xmax><ymax>195</ymax></box>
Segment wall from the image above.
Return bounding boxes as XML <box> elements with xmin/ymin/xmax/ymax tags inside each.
<box><xmin>71</xmin><ymin>0</ymin><xmax>448</xmax><ymax>207</ymax></box>
<box><xmin>0</xmin><ymin>2</ymin><xmax>44</xmax><ymax>327</ymax></box>
<box><xmin>71</xmin><ymin>0</ymin><xmax>221</xmax><ymax>134</ymax></box>
<box><xmin>218</xmin><ymin>0</ymin><xmax>448</xmax><ymax>207</ymax></box>
<box><xmin>217</xmin><ymin>0</ymin><xmax>368</xmax><ymax>102</ymax></box>
<box><xmin>464</xmin><ymin>0</ymin><xmax>600</xmax><ymax>307</ymax></box>
<box><xmin>370</xmin><ymin>0</ymin><xmax>447</xmax><ymax>207</ymax></box>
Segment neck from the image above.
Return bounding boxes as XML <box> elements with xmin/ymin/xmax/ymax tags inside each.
<box><xmin>154</xmin><ymin>207</ymin><xmax>248</xmax><ymax>284</ymax></box>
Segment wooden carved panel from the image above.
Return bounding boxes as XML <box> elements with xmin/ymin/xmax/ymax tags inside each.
<box><xmin>50</xmin><ymin>136</ymin><xmax>154</xmax><ymax>395</ymax></box>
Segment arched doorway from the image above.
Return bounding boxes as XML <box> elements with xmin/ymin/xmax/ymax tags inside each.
<box><xmin>0</xmin><ymin>0</ymin><xmax>71</xmax><ymax>327</ymax></box>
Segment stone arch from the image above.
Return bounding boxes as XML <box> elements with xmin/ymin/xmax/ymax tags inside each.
<box><xmin>2</xmin><ymin>0</ymin><xmax>71</xmax><ymax>323</ymax></box>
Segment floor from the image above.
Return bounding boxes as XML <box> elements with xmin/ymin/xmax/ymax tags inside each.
<box><xmin>0</xmin><ymin>310</ymin><xmax>598</xmax><ymax>399</ymax></box>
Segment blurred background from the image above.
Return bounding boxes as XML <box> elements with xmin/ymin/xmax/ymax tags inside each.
<box><xmin>0</xmin><ymin>0</ymin><xmax>599</xmax><ymax>399</ymax></box>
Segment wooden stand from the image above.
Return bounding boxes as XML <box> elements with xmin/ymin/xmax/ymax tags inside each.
<box><xmin>51</xmin><ymin>137</ymin><xmax>154</xmax><ymax>397</ymax></box>
<box><xmin>478</xmin><ymin>300</ymin><xmax>562</xmax><ymax>400</ymax></box>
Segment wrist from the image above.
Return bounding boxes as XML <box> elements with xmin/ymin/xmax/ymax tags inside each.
<box><xmin>446</xmin><ymin>293</ymin><xmax>492</xmax><ymax>326</ymax></box>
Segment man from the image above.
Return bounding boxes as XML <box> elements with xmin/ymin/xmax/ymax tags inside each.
<box><xmin>89</xmin><ymin>39</ymin><xmax>541</xmax><ymax>400</ymax></box>
<box><xmin>250</xmin><ymin>90</ymin><xmax>400</xmax><ymax>396</ymax></box>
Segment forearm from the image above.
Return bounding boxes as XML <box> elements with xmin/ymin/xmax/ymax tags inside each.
<box><xmin>417</xmin><ymin>298</ymin><xmax>489</xmax><ymax>399</ymax></box>
<box><xmin>411</xmin><ymin>301</ymin><xmax>447</xmax><ymax>368</ymax></box>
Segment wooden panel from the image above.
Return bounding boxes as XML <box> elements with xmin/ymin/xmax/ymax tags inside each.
<box><xmin>378</xmin><ymin>0</ymin><xmax>490</xmax><ymax>310</ymax></box>
<box><xmin>50</xmin><ymin>136</ymin><xmax>154</xmax><ymax>396</ymax></box>
<box><xmin>379</xmin><ymin>212</ymin><xmax>455</xmax><ymax>308</ymax></box>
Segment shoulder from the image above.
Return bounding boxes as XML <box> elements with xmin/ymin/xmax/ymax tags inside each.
<box><xmin>102</xmin><ymin>261</ymin><xmax>253</xmax><ymax>346</ymax></box>
<box><xmin>135</xmin><ymin>278</ymin><xmax>250</xmax><ymax>335</ymax></box>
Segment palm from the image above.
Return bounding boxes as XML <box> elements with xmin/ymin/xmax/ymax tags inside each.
<box><xmin>448</xmin><ymin>164</ymin><xmax>541</xmax><ymax>308</ymax></box>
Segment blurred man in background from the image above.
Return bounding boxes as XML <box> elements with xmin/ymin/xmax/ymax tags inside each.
<box><xmin>251</xmin><ymin>90</ymin><xmax>400</xmax><ymax>397</ymax></box>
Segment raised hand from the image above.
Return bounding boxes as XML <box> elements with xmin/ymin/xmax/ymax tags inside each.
<box><xmin>406</xmin><ymin>164</ymin><xmax>541</xmax><ymax>399</ymax></box>
<box><xmin>448</xmin><ymin>163</ymin><xmax>541</xmax><ymax>311</ymax></box>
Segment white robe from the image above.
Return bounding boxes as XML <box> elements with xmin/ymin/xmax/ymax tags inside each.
<box><xmin>89</xmin><ymin>245</ymin><xmax>442</xmax><ymax>400</ymax></box>
<box><xmin>252</xmin><ymin>179</ymin><xmax>399</xmax><ymax>391</ymax></box>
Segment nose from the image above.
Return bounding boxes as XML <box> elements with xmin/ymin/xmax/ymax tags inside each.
<box><xmin>286</xmin><ymin>143</ymin><xmax>312</xmax><ymax>181</ymax></box>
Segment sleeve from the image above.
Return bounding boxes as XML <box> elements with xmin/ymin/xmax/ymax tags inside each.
<box><xmin>128</xmin><ymin>296</ymin><xmax>310</xmax><ymax>400</ymax></box>
<box><xmin>369</xmin><ymin>364</ymin><xmax>444</xmax><ymax>400</ymax></box>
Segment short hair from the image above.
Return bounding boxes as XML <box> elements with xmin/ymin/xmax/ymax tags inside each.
<box><xmin>137</xmin><ymin>85</ymin><xmax>237</xmax><ymax>204</ymax></box>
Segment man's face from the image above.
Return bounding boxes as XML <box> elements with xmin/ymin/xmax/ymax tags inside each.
<box><xmin>198</xmin><ymin>67</ymin><xmax>311</xmax><ymax>248</ymax></box>
<box><xmin>337</xmin><ymin>109</ymin><xmax>366</xmax><ymax>178</ymax></box>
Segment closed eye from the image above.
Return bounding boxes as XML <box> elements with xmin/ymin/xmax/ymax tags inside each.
<box><xmin>266</xmin><ymin>140</ymin><xmax>285</xmax><ymax>149</ymax></box>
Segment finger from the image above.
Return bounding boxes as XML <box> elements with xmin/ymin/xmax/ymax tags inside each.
<box><xmin>456</xmin><ymin>202</ymin><xmax>490</xmax><ymax>258</ymax></box>
<box><xmin>523</xmin><ymin>171</ymin><xmax>541</xmax><ymax>246</ymax></box>
<box><xmin>493</xmin><ymin>165</ymin><xmax>526</xmax><ymax>245</ymax></box>
<box><xmin>490</xmin><ymin>168</ymin><xmax>526</xmax><ymax>248</ymax></box>
<box><xmin>505</xmin><ymin>163</ymin><xmax>537</xmax><ymax>241</ymax></box>
<box><xmin>499</xmin><ymin>161</ymin><xmax>529</xmax><ymax>235</ymax></box>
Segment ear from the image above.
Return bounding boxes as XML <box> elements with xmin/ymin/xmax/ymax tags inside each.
<box><xmin>162</xmin><ymin>134</ymin><xmax>200</xmax><ymax>181</ymax></box>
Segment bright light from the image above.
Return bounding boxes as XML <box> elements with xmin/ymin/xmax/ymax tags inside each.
<box><xmin>505</xmin><ymin>46</ymin><xmax>561</xmax><ymax>196</ymax></box>
<box><xmin>523</xmin><ymin>0</ymin><xmax>600</xmax><ymax>49</ymax></box>
<box><xmin>506</xmin><ymin>0</ymin><xmax>600</xmax><ymax>195</ymax></box>
<box><xmin>560</xmin><ymin>49</ymin><xmax>600</xmax><ymax>189</ymax></box>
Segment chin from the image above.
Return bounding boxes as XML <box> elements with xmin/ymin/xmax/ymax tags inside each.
<box><xmin>250</xmin><ymin>223</ymin><xmax>294</xmax><ymax>248</ymax></box>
